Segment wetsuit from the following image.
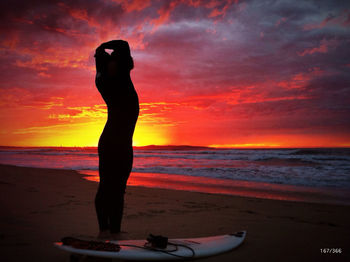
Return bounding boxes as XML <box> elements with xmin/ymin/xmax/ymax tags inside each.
<box><xmin>94</xmin><ymin>42</ymin><xmax>139</xmax><ymax>233</ymax></box>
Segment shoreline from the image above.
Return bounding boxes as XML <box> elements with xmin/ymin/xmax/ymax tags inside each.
<box><xmin>1</xmin><ymin>162</ymin><xmax>349</xmax><ymax>206</ymax></box>
<box><xmin>1</xmin><ymin>164</ymin><xmax>349</xmax><ymax>261</ymax></box>
<box><xmin>80</xmin><ymin>169</ymin><xmax>350</xmax><ymax>206</ymax></box>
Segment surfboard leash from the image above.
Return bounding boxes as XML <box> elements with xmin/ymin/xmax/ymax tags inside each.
<box><xmin>117</xmin><ymin>234</ymin><xmax>196</xmax><ymax>259</ymax></box>
<box><xmin>117</xmin><ymin>242</ymin><xmax>196</xmax><ymax>259</ymax></box>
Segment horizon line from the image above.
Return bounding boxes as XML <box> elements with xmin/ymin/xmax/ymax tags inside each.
<box><xmin>0</xmin><ymin>144</ymin><xmax>349</xmax><ymax>149</ymax></box>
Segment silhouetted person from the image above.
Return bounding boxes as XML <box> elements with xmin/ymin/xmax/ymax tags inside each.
<box><xmin>94</xmin><ymin>40</ymin><xmax>139</xmax><ymax>239</ymax></box>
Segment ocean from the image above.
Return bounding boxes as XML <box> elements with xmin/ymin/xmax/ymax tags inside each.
<box><xmin>1</xmin><ymin>146</ymin><xmax>350</xmax><ymax>205</ymax></box>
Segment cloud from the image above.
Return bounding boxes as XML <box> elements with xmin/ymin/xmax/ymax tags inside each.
<box><xmin>298</xmin><ymin>38</ymin><xmax>338</xmax><ymax>56</ymax></box>
<box><xmin>0</xmin><ymin>0</ymin><xmax>350</xmax><ymax>146</ymax></box>
<box><xmin>303</xmin><ymin>9</ymin><xmax>350</xmax><ymax>30</ymax></box>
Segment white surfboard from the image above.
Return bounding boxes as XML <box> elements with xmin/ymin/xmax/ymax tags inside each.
<box><xmin>54</xmin><ymin>231</ymin><xmax>246</xmax><ymax>260</ymax></box>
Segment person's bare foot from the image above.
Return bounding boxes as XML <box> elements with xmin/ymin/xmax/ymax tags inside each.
<box><xmin>97</xmin><ymin>230</ymin><xmax>110</xmax><ymax>240</ymax></box>
<box><xmin>110</xmin><ymin>231</ymin><xmax>129</xmax><ymax>240</ymax></box>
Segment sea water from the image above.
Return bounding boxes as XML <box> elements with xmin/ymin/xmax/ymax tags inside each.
<box><xmin>1</xmin><ymin>146</ymin><xmax>349</xmax><ymax>204</ymax></box>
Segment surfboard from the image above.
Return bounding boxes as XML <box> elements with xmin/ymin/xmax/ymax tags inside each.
<box><xmin>54</xmin><ymin>231</ymin><xmax>246</xmax><ymax>261</ymax></box>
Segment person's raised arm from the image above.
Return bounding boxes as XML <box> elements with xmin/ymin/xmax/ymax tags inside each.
<box><xmin>94</xmin><ymin>43</ymin><xmax>110</xmax><ymax>73</ymax></box>
<box><xmin>102</xmin><ymin>40</ymin><xmax>131</xmax><ymax>58</ymax></box>
<box><xmin>102</xmin><ymin>40</ymin><xmax>129</xmax><ymax>50</ymax></box>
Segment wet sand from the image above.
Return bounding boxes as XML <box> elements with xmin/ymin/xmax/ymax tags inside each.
<box><xmin>0</xmin><ymin>164</ymin><xmax>349</xmax><ymax>261</ymax></box>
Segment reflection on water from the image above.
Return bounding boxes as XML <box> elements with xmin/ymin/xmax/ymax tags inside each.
<box><xmin>78</xmin><ymin>170</ymin><xmax>350</xmax><ymax>206</ymax></box>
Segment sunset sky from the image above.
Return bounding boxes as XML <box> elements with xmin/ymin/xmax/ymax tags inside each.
<box><xmin>0</xmin><ymin>0</ymin><xmax>349</xmax><ymax>147</ymax></box>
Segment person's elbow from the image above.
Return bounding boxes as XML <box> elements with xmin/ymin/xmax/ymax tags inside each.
<box><xmin>94</xmin><ymin>44</ymin><xmax>107</xmax><ymax>57</ymax></box>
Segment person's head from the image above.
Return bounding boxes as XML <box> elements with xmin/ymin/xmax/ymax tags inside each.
<box><xmin>107</xmin><ymin>41</ymin><xmax>134</xmax><ymax>76</ymax></box>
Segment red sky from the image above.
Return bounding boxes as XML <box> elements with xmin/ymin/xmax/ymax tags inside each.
<box><xmin>0</xmin><ymin>0</ymin><xmax>349</xmax><ymax>147</ymax></box>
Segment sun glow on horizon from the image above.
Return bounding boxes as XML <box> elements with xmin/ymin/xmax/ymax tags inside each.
<box><xmin>132</xmin><ymin>124</ymin><xmax>171</xmax><ymax>147</ymax></box>
<box><xmin>209</xmin><ymin>143</ymin><xmax>282</xmax><ymax>148</ymax></box>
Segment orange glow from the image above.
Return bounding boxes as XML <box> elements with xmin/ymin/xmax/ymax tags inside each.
<box><xmin>209</xmin><ymin>135</ymin><xmax>350</xmax><ymax>149</ymax></box>
<box><xmin>1</xmin><ymin>95</ymin><xmax>349</xmax><ymax>147</ymax></box>
<box><xmin>209</xmin><ymin>143</ymin><xmax>282</xmax><ymax>148</ymax></box>
<box><xmin>80</xmin><ymin>171</ymin><xmax>349</xmax><ymax>205</ymax></box>
<box><xmin>5</xmin><ymin>121</ymin><xmax>105</xmax><ymax>147</ymax></box>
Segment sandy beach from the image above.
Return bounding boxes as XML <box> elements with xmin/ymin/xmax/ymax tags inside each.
<box><xmin>0</xmin><ymin>164</ymin><xmax>349</xmax><ymax>262</ymax></box>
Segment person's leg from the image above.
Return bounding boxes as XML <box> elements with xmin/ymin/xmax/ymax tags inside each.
<box><xmin>95</xmin><ymin>145</ymin><xmax>111</xmax><ymax>234</ymax></box>
<box><xmin>95</xmin><ymin>181</ymin><xmax>110</xmax><ymax>232</ymax></box>
<box><xmin>107</xmin><ymin>174</ymin><xmax>129</xmax><ymax>234</ymax></box>
<box><xmin>108</xmin><ymin>149</ymin><xmax>133</xmax><ymax>235</ymax></box>
<box><xmin>96</xmin><ymin>145</ymin><xmax>133</xmax><ymax>237</ymax></box>
<box><xmin>109</xmin><ymin>146</ymin><xmax>133</xmax><ymax>234</ymax></box>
